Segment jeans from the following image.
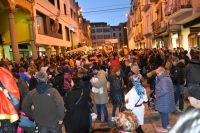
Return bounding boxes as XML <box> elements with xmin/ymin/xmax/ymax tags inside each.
<box><xmin>112</xmin><ymin>106</ymin><xmax>118</xmax><ymax>117</ymax></box>
<box><xmin>175</xmin><ymin>84</ymin><xmax>184</xmax><ymax>111</ymax></box>
<box><xmin>96</xmin><ymin>104</ymin><xmax>108</xmax><ymax>122</ymax></box>
<box><xmin>0</xmin><ymin>120</ymin><xmax>15</xmax><ymax>133</ymax></box>
<box><xmin>38</xmin><ymin>124</ymin><xmax>62</xmax><ymax>133</ymax></box>
<box><xmin>160</xmin><ymin>112</ymin><xmax>169</xmax><ymax>129</ymax></box>
<box><xmin>188</xmin><ymin>83</ymin><xmax>193</xmax><ymax>90</ymax></box>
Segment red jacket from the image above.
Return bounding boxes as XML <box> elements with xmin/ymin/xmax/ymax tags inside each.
<box><xmin>110</xmin><ymin>57</ymin><xmax>120</xmax><ymax>69</ymax></box>
<box><xmin>0</xmin><ymin>67</ymin><xmax>20</xmax><ymax>123</ymax></box>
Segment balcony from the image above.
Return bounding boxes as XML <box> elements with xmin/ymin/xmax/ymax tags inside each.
<box><xmin>152</xmin><ymin>19</ymin><xmax>161</xmax><ymax>33</ymax></box>
<box><xmin>152</xmin><ymin>19</ymin><xmax>167</xmax><ymax>35</ymax></box>
<box><xmin>15</xmin><ymin>0</ymin><xmax>34</xmax><ymax>12</ymax></box>
<box><xmin>138</xmin><ymin>32</ymin><xmax>144</xmax><ymax>40</ymax></box>
<box><xmin>143</xmin><ymin>25</ymin><xmax>153</xmax><ymax>36</ymax></box>
<box><xmin>134</xmin><ymin>32</ymin><xmax>144</xmax><ymax>42</ymax></box>
<box><xmin>150</xmin><ymin>0</ymin><xmax>159</xmax><ymax>3</ymax></box>
<box><xmin>165</xmin><ymin>0</ymin><xmax>193</xmax><ymax>24</ymax></box>
<box><xmin>142</xmin><ymin>0</ymin><xmax>151</xmax><ymax>12</ymax></box>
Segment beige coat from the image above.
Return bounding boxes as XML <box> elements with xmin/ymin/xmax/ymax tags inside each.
<box><xmin>91</xmin><ymin>70</ymin><xmax>109</xmax><ymax>104</ymax></box>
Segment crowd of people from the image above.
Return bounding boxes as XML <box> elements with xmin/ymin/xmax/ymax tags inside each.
<box><xmin>0</xmin><ymin>47</ymin><xmax>200</xmax><ymax>133</ymax></box>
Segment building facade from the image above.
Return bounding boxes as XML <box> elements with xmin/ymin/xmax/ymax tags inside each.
<box><xmin>128</xmin><ymin>0</ymin><xmax>145</xmax><ymax>49</ymax></box>
<box><xmin>0</xmin><ymin>0</ymin><xmax>35</xmax><ymax>62</ymax></box>
<box><xmin>0</xmin><ymin>0</ymin><xmax>88</xmax><ymax>61</ymax></box>
<box><xmin>34</xmin><ymin>0</ymin><xmax>80</xmax><ymax>58</ymax></box>
<box><xmin>77</xmin><ymin>5</ymin><xmax>92</xmax><ymax>47</ymax></box>
<box><xmin>127</xmin><ymin>0</ymin><xmax>200</xmax><ymax>50</ymax></box>
<box><xmin>111</xmin><ymin>23</ymin><xmax>128</xmax><ymax>49</ymax></box>
<box><xmin>91</xmin><ymin>22</ymin><xmax>127</xmax><ymax>50</ymax></box>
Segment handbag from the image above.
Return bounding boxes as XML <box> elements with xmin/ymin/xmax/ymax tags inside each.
<box><xmin>18</xmin><ymin>116</ymin><xmax>36</xmax><ymax>128</ymax></box>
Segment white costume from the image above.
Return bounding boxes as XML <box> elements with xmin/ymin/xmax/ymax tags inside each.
<box><xmin>125</xmin><ymin>87</ymin><xmax>148</xmax><ymax>125</ymax></box>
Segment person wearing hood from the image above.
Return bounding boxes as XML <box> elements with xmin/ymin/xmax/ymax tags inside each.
<box><xmin>22</xmin><ymin>72</ymin><xmax>65</xmax><ymax>133</ymax></box>
<box><xmin>155</xmin><ymin>67</ymin><xmax>176</xmax><ymax>133</ymax></box>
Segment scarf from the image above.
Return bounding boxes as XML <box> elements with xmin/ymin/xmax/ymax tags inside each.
<box><xmin>36</xmin><ymin>82</ymin><xmax>50</xmax><ymax>94</ymax></box>
<box><xmin>132</xmin><ymin>77</ymin><xmax>145</xmax><ymax>98</ymax></box>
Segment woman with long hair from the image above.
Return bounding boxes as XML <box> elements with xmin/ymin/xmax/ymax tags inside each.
<box><xmin>109</xmin><ymin>67</ymin><xmax>124</xmax><ymax>121</ymax></box>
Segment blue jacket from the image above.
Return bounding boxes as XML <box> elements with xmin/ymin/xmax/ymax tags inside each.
<box><xmin>155</xmin><ymin>72</ymin><xmax>176</xmax><ymax>113</ymax></box>
<box><xmin>19</xmin><ymin>72</ymin><xmax>30</xmax><ymax>84</ymax></box>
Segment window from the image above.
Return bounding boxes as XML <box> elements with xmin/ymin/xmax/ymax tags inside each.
<box><xmin>70</xmin><ymin>9</ymin><xmax>73</xmax><ymax>19</ymax></box>
<box><xmin>113</xmin><ymin>28</ymin><xmax>115</xmax><ymax>31</ymax></box>
<box><xmin>64</xmin><ymin>4</ymin><xmax>67</xmax><ymax>15</ymax></box>
<box><xmin>50</xmin><ymin>19</ymin><xmax>55</xmax><ymax>32</ymax></box>
<box><xmin>92</xmin><ymin>29</ymin><xmax>95</xmax><ymax>33</ymax></box>
<box><xmin>113</xmin><ymin>33</ymin><xmax>116</xmax><ymax>37</ymax></box>
<box><xmin>119</xmin><ymin>33</ymin><xmax>122</xmax><ymax>37</ymax></box>
<box><xmin>36</xmin><ymin>11</ymin><xmax>47</xmax><ymax>34</ymax></box>
<box><xmin>65</xmin><ymin>27</ymin><xmax>70</xmax><ymax>41</ymax></box>
<box><xmin>48</xmin><ymin>0</ymin><xmax>55</xmax><ymax>5</ymax></box>
<box><xmin>96</xmin><ymin>35</ymin><xmax>103</xmax><ymax>39</ymax></box>
<box><xmin>92</xmin><ymin>35</ymin><xmax>96</xmax><ymax>40</ymax></box>
<box><xmin>58</xmin><ymin>23</ymin><xmax>62</xmax><ymax>34</ymax></box>
<box><xmin>104</xmin><ymin>34</ymin><xmax>110</xmax><ymax>39</ymax></box>
<box><xmin>103</xmin><ymin>28</ymin><xmax>110</xmax><ymax>32</ymax></box>
<box><xmin>57</xmin><ymin>0</ymin><xmax>60</xmax><ymax>10</ymax></box>
<box><xmin>0</xmin><ymin>34</ymin><xmax>2</xmax><ymax>44</ymax></box>
<box><xmin>74</xmin><ymin>12</ymin><xmax>76</xmax><ymax>21</ymax></box>
<box><xmin>96</xmin><ymin>29</ymin><xmax>102</xmax><ymax>33</ymax></box>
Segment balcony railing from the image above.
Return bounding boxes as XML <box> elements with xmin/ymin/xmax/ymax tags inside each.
<box><xmin>152</xmin><ymin>19</ymin><xmax>161</xmax><ymax>33</ymax></box>
<box><xmin>165</xmin><ymin>0</ymin><xmax>192</xmax><ymax>16</ymax></box>
<box><xmin>142</xmin><ymin>0</ymin><xmax>151</xmax><ymax>11</ymax></box>
<box><xmin>150</xmin><ymin>0</ymin><xmax>159</xmax><ymax>3</ymax></box>
<box><xmin>152</xmin><ymin>19</ymin><xmax>168</xmax><ymax>35</ymax></box>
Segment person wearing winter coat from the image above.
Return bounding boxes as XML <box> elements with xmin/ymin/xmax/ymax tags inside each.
<box><xmin>110</xmin><ymin>52</ymin><xmax>120</xmax><ymax>69</ymax></box>
<box><xmin>155</xmin><ymin>67</ymin><xmax>176</xmax><ymax>133</ymax></box>
<box><xmin>63</xmin><ymin>66</ymin><xmax>73</xmax><ymax>97</ymax></box>
<box><xmin>186</xmin><ymin>49</ymin><xmax>200</xmax><ymax>90</ymax></box>
<box><xmin>22</xmin><ymin>72</ymin><xmax>65</xmax><ymax>133</ymax></box>
<box><xmin>52</xmin><ymin>67</ymin><xmax>65</xmax><ymax>96</ymax></box>
<box><xmin>64</xmin><ymin>68</ymin><xmax>92</xmax><ymax>133</ymax></box>
<box><xmin>28</xmin><ymin>65</ymin><xmax>38</xmax><ymax>91</ymax></box>
<box><xmin>90</xmin><ymin>67</ymin><xmax>109</xmax><ymax>123</ymax></box>
<box><xmin>0</xmin><ymin>66</ymin><xmax>20</xmax><ymax>133</ymax></box>
<box><xmin>19</xmin><ymin>67</ymin><xmax>30</xmax><ymax>84</ymax></box>
<box><xmin>109</xmin><ymin>67</ymin><xmax>124</xmax><ymax>121</ymax></box>
<box><xmin>171</xmin><ymin>58</ymin><xmax>186</xmax><ymax>112</ymax></box>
